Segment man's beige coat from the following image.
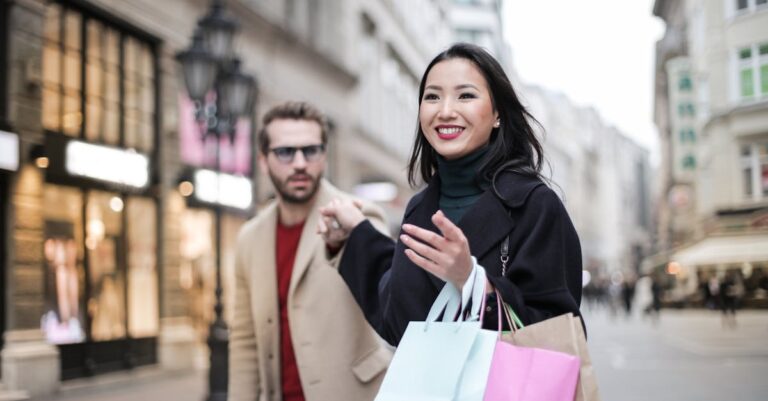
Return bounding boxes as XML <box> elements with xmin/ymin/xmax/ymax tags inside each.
<box><xmin>229</xmin><ymin>180</ymin><xmax>392</xmax><ymax>401</ymax></box>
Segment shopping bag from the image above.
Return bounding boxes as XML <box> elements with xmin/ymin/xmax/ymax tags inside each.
<box><xmin>483</xmin><ymin>292</ymin><xmax>580</xmax><ymax>401</ymax></box>
<box><xmin>499</xmin><ymin>305</ymin><xmax>601</xmax><ymax>401</ymax></box>
<box><xmin>375</xmin><ymin>260</ymin><xmax>496</xmax><ymax>401</ymax></box>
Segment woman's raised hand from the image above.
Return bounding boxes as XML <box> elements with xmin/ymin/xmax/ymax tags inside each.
<box><xmin>317</xmin><ymin>198</ymin><xmax>366</xmax><ymax>248</ymax></box>
<box><xmin>400</xmin><ymin>210</ymin><xmax>474</xmax><ymax>290</ymax></box>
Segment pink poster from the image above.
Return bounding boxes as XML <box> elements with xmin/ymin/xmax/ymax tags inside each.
<box><xmin>178</xmin><ymin>93</ymin><xmax>252</xmax><ymax>175</ymax></box>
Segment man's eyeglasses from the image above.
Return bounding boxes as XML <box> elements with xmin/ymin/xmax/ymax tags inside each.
<box><xmin>269</xmin><ymin>144</ymin><xmax>326</xmax><ymax>164</ymax></box>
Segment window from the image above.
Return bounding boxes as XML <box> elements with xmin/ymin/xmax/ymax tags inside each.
<box><xmin>41</xmin><ymin>185</ymin><xmax>159</xmax><ymax>344</ymax></box>
<box><xmin>761</xmin><ymin>44</ymin><xmax>768</xmax><ymax>95</ymax></box>
<box><xmin>679</xmin><ymin>73</ymin><xmax>693</xmax><ymax>91</ymax></box>
<box><xmin>679</xmin><ymin>128</ymin><xmax>696</xmax><ymax>143</ymax></box>
<box><xmin>677</xmin><ymin>102</ymin><xmax>695</xmax><ymax>117</ymax></box>
<box><xmin>737</xmin><ymin>43</ymin><xmax>768</xmax><ymax>100</ymax></box>
<box><xmin>739</xmin><ymin>47</ymin><xmax>755</xmax><ymax>98</ymax></box>
<box><xmin>735</xmin><ymin>0</ymin><xmax>768</xmax><ymax>13</ymax></box>
<box><xmin>42</xmin><ymin>3</ymin><xmax>156</xmax><ymax>153</ymax></box>
<box><xmin>86</xmin><ymin>191</ymin><xmax>126</xmax><ymax>341</ymax></box>
<box><xmin>126</xmin><ymin>197</ymin><xmax>158</xmax><ymax>338</ymax></box>
<box><xmin>456</xmin><ymin>28</ymin><xmax>481</xmax><ymax>44</ymax></box>
<box><xmin>682</xmin><ymin>154</ymin><xmax>696</xmax><ymax>170</ymax></box>
<box><xmin>741</xmin><ymin>143</ymin><xmax>768</xmax><ymax>199</ymax></box>
<box><xmin>42</xmin><ymin>186</ymin><xmax>85</xmax><ymax>344</ymax></box>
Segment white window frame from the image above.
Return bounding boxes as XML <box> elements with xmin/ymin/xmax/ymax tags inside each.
<box><xmin>741</xmin><ymin>142</ymin><xmax>768</xmax><ymax>201</ymax></box>
<box><xmin>734</xmin><ymin>43</ymin><xmax>768</xmax><ymax>102</ymax></box>
<box><xmin>728</xmin><ymin>0</ymin><xmax>768</xmax><ymax>18</ymax></box>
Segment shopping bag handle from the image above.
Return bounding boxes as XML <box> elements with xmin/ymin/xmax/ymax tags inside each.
<box><xmin>495</xmin><ymin>289</ymin><xmax>525</xmax><ymax>332</ymax></box>
<box><xmin>425</xmin><ymin>257</ymin><xmax>487</xmax><ymax>324</ymax></box>
<box><xmin>463</xmin><ymin>261</ymin><xmax>487</xmax><ymax>322</ymax></box>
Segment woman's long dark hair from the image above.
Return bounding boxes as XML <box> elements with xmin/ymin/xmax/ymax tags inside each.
<box><xmin>407</xmin><ymin>43</ymin><xmax>544</xmax><ymax>188</ymax></box>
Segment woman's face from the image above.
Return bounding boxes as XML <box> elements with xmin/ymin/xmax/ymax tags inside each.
<box><xmin>419</xmin><ymin>58</ymin><xmax>498</xmax><ymax>160</ymax></box>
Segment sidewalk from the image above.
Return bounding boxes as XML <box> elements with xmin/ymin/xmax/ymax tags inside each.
<box><xmin>586</xmin><ymin>307</ymin><xmax>768</xmax><ymax>401</ymax></box>
<box><xmin>28</xmin><ymin>367</ymin><xmax>206</xmax><ymax>401</ymax></box>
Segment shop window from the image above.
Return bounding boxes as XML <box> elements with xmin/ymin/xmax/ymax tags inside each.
<box><xmin>42</xmin><ymin>2</ymin><xmax>155</xmax><ymax>153</ymax></box>
<box><xmin>86</xmin><ymin>191</ymin><xmax>125</xmax><ymax>341</ymax></box>
<box><xmin>42</xmin><ymin>185</ymin><xmax>159</xmax><ymax>344</ymax></box>
<box><xmin>179</xmin><ymin>208</ymin><xmax>215</xmax><ymax>338</ymax></box>
<box><xmin>42</xmin><ymin>185</ymin><xmax>85</xmax><ymax>344</ymax></box>
<box><xmin>179</xmin><ymin>207</ymin><xmax>246</xmax><ymax>338</ymax></box>
<box><xmin>126</xmin><ymin>197</ymin><xmax>159</xmax><ymax>337</ymax></box>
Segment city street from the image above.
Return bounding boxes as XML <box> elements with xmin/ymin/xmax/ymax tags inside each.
<box><xmin>24</xmin><ymin>308</ymin><xmax>768</xmax><ymax>401</ymax></box>
<box><xmin>587</xmin><ymin>308</ymin><xmax>768</xmax><ymax>401</ymax></box>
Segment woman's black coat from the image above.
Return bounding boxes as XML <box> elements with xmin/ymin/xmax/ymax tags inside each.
<box><xmin>338</xmin><ymin>171</ymin><xmax>583</xmax><ymax>346</ymax></box>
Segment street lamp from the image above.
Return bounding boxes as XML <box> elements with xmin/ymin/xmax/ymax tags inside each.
<box><xmin>176</xmin><ymin>1</ymin><xmax>257</xmax><ymax>400</ymax></box>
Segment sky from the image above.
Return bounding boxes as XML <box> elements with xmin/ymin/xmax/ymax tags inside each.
<box><xmin>503</xmin><ymin>0</ymin><xmax>665</xmax><ymax>164</ymax></box>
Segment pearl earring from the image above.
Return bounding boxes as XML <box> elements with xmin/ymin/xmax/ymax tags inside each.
<box><xmin>493</xmin><ymin>120</ymin><xmax>500</xmax><ymax>128</ymax></box>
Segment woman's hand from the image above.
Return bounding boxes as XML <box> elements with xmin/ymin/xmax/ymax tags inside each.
<box><xmin>317</xmin><ymin>198</ymin><xmax>366</xmax><ymax>248</ymax></box>
<box><xmin>400</xmin><ymin>210</ymin><xmax>474</xmax><ymax>290</ymax></box>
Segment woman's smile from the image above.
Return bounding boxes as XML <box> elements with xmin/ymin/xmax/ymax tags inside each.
<box><xmin>436</xmin><ymin>124</ymin><xmax>465</xmax><ymax>140</ymax></box>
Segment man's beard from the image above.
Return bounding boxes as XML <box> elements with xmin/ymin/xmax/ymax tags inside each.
<box><xmin>268</xmin><ymin>170</ymin><xmax>322</xmax><ymax>204</ymax></box>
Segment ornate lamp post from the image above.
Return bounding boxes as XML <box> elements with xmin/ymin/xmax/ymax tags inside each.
<box><xmin>176</xmin><ymin>1</ymin><xmax>256</xmax><ymax>400</ymax></box>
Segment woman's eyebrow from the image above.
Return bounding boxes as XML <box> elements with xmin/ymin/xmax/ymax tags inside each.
<box><xmin>424</xmin><ymin>83</ymin><xmax>479</xmax><ymax>91</ymax></box>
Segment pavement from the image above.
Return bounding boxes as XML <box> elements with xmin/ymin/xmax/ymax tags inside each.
<box><xmin>14</xmin><ymin>307</ymin><xmax>768</xmax><ymax>401</ymax></box>
<box><xmin>27</xmin><ymin>367</ymin><xmax>206</xmax><ymax>401</ymax></box>
<box><xmin>586</xmin><ymin>307</ymin><xmax>768</xmax><ymax>401</ymax></box>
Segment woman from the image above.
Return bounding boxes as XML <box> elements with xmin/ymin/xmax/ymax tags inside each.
<box><xmin>319</xmin><ymin>43</ymin><xmax>583</xmax><ymax>346</ymax></box>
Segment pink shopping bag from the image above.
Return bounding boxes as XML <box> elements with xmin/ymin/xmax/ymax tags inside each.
<box><xmin>484</xmin><ymin>340</ymin><xmax>580</xmax><ymax>401</ymax></box>
<box><xmin>483</xmin><ymin>291</ymin><xmax>581</xmax><ymax>401</ymax></box>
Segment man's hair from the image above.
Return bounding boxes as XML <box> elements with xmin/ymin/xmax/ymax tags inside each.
<box><xmin>258</xmin><ymin>101</ymin><xmax>329</xmax><ymax>154</ymax></box>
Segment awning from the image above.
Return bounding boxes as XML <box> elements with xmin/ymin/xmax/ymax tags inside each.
<box><xmin>673</xmin><ymin>232</ymin><xmax>768</xmax><ymax>267</ymax></box>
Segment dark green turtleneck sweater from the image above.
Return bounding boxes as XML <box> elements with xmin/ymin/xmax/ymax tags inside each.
<box><xmin>436</xmin><ymin>145</ymin><xmax>490</xmax><ymax>224</ymax></box>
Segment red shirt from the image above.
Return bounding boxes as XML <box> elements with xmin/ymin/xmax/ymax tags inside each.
<box><xmin>276</xmin><ymin>220</ymin><xmax>306</xmax><ymax>401</ymax></box>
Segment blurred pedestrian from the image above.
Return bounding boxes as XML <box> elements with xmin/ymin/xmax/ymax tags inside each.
<box><xmin>228</xmin><ymin>102</ymin><xmax>392</xmax><ymax>401</ymax></box>
<box><xmin>720</xmin><ymin>270</ymin><xmax>744</xmax><ymax>329</ymax></box>
<box><xmin>621</xmin><ymin>274</ymin><xmax>636</xmax><ymax>317</ymax></box>
<box><xmin>650</xmin><ymin>274</ymin><xmax>662</xmax><ymax>322</ymax></box>
<box><xmin>608</xmin><ymin>272</ymin><xmax>623</xmax><ymax>318</ymax></box>
<box><xmin>318</xmin><ymin>43</ymin><xmax>583</xmax><ymax>345</ymax></box>
<box><xmin>708</xmin><ymin>274</ymin><xmax>722</xmax><ymax>311</ymax></box>
<box><xmin>642</xmin><ymin>273</ymin><xmax>662</xmax><ymax>324</ymax></box>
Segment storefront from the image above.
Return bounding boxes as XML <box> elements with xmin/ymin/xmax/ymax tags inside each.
<box><xmin>34</xmin><ymin>1</ymin><xmax>161</xmax><ymax>379</ymax></box>
<box><xmin>175</xmin><ymin>94</ymin><xmax>255</xmax><ymax>338</ymax></box>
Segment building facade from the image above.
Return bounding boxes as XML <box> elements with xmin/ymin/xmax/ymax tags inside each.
<box><xmin>0</xmin><ymin>0</ymin><xmax>450</xmax><ymax>397</ymax></box>
<box><xmin>449</xmin><ymin>0</ymin><xmax>508</xmax><ymax>62</ymax></box>
<box><xmin>653</xmin><ymin>0</ymin><xmax>768</xmax><ymax>305</ymax></box>
<box><xmin>522</xmin><ymin>85</ymin><xmax>653</xmax><ymax>279</ymax></box>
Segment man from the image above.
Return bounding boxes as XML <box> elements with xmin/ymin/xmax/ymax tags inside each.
<box><xmin>229</xmin><ymin>102</ymin><xmax>392</xmax><ymax>401</ymax></box>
